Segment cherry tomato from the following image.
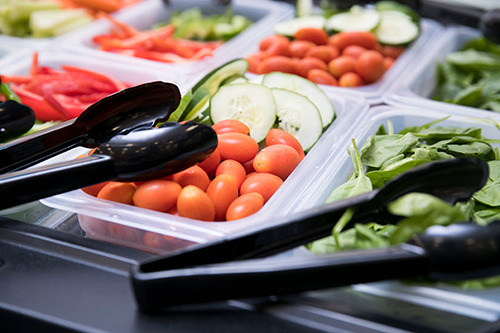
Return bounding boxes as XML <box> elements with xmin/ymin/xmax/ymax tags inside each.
<box><xmin>240</xmin><ymin>173</ymin><xmax>283</xmax><ymax>202</ymax></box>
<box><xmin>295</xmin><ymin>57</ymin><xmax>328</xmax><ymax>78</ymax></box>
<box><xmin>259</xmin><ymin>34</ymin><xmax>290</xmax><ymax>57</ymax></box>
<box><xmin>384</xmin><ymin>57</ymin><xmax>394</xmax><ymax>71</ymax></box>
<box><xmin>294</xmin><ymin>27</ymin><xmax>328</xmax><ymax>45</ymax></box>
<box><xmin>341</xmin><ymin>45</ymin><xmax>367</xmax><ymax>59</ymax></box>
<box><xmin>143</xmin><ymin>231</ymin><xmax>168</xmax><ymax>250</ymax></box>
<box><xmin>97</xmin><ymin>182</ymin><xmax>136</xmax><ymax>205</ymax></box>
<box><xmin>307</xmin><ymin>68</ymin><xmax>339</xmax><ymax>86</ymax></box>
<box><xmin>226</xmin><ymin>192</ymin><xmax>264</xmax><ymax>221</ymax></box>
<box><xmin>172</xmin><ymin>165</ymin><xmax>210</xmax><ymax>191</ymax></box>
<box><xmin>327</xmin><ymin>33</ymin><xmax>342</xmax><ymax>49</ymax></box>
<box><xmin>288</xmin><ymin>40</ymin><xmax>316</xmax><ymax>58</ymax></box>
<box><xmin>253</xmin><ymin>144</ymin><xmax>301</xmax><ymax>180</ymax></box>
<box><xmin>246</xmin><ymin>51</ymin><xmax>265</xmax><ymax>73</ymax></box>
<box><xmin>339</xmin><ymin>72</ymin><xmax>364</xmax><ymax>87</ymax></box>
<box><xmin>305</xmin><ymin>45</ymin><xmax>339</xmax><ymax>63</ymax></box>
<box><xmin>197</xmin><ymin>148</ymin><xmax>221</xmax><ymax>174</ymax></box>
<box><xmin>215</xmin><ymin>159</ymin><xmax>246</xmax><ymax>188</ymax></box>
<box><xmin>257</xmin><ymin>56</ymin><xmax>296</xmax><ymax>75</ymax></box>
<box><xmin>328</xmin><ymin>56</ymin><xmax>356</xmax><ymax>78</ymax></box>
<box><xmin>333</xmin><ymin>31</ymin><xmax>380</xmax><ymax>50</ymax></box>
<box><xmin>212</xmin><ymin>119</ymin><xmax>250</xmax><ymax>135</ymax></box>
<box><xmin>355</xmin><ymin>50</ymin><xmax>385</xmax><ymax>83</ymax></box>
<box><xmin>132</xmin><ymin>179</ymin><xmax>182</xmax><ymax>212</ymax></box>
<box><xmin>177</xmin><ymin>185</ymin><xmax>215</xmax><ymax>221</ymax></box>
<box><xmin>206</xmin><ymin>174</ymin><xmax>239</xmax><ymax>221</ymax></box>
<box><xmin>266</xmin><ymin>128</ymin><xmax>305</xmax><ymax>160</ymax></box>
<box><xmin>243</xmin><ymin>159</ymin><xmax>255</xmax><ymax>174</ymax></box>
<box><xmin>381</xmin><ymin>45</ymin><xmax>405</xmax><ymax>59</ymax></box>
<box><xmin>217</xmin><ymin>132</ymin><xmax>259</xmax><ymax>163</ymax></box>
<box><xmin>166</xmin><ymin>205</ymin><xmax>179</xmax><ymax>216</ymax></box>
<box><xmin>82</xmin><ymin>181</ymin><xmax>110</xmax><ymax>197</ymax></box>
<box><xmin>108</xmin><ymin>222</ymin><xmax>142</xmax><ymax>242</ymax></box>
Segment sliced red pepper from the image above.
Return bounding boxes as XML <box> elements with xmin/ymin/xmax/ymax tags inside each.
<box><xmin>61</xmin><ymin>65</ymin><xmax>126</xmax><ymax>91</ymax></box>
<box><xmin>44</xmin><ymin>93</ymin><xmax>90</xmax><ymax>120</ymax></box>
<box><xmin>11</xmin><ymin>85</ymin><xmax>68</xmax><ymax>121</ymax></box>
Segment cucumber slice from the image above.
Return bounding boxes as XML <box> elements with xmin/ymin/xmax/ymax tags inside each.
<box><xmin>271</xmin><ymin>88</ymin><xmax>322</xmax><ymax>152</ymax></box>
<box><xmin>375</xmin><ymin>1</ymin><xmax>420</xmax><ymax>23</ymax></box>
<box><xmin>210</xmin><ymin>83</ymin><xmax>276</xmax><ymax>142</ymax></box>
<box><xmin>326</xmin><ymin>5</ymin><xmax>381</xmax><ymax>32</ymax></box>
<box><xmin>262</xmin><ymin>72</ymin><xmax>334</xmax><ymax>128</ymax></box>
<box><xmin>29</xmin><ymin>8</ymin><xmax>92</xmax><ymax>38</ymax></box>
<box><xmin>296</xmin><ymin>0</ymin><xmax>313</xmax><ymax>17</ymax></box>
<box><xmin>374</xmin><ymin>10</ymin><xmax>419</xmax><ymax>45</ymax></box>
<box><xmin>274</xmin><ymin>15</ymin><xmax>326</xmax><ymax>38</ymax></box>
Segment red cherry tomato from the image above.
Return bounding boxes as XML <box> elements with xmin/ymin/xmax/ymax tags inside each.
<box><xmin>217</xmin><ymin>132</ymin><xmax>259</xmax><ymax>163</ymax></box>
<box><xmin>265</xmin><ymin>128</ymin><xmax>305</xmax><ymax>160</ymax></box>
<box><xmin>132</xmin><ymin>179</ymin><xmax>182</xmax><ymax>212</ymax></box>
<box><xmin>226</xmin><ymin>192</ymin><xmax>264</xmax><ymax>221</ymax></box>
<box><xmin>253</xmin><ymin>144</ymin><xmax>301</xmax><ymax>180</ymax></box>
<box><xmin>295</xmin><ymin>57</ymin><xmax>328</xmax><ymax>78</ymax></box>
<box><xmin>307</xmin><ymin>69</ymin><xmax>339</xmax><ymax>86</ymax></box>
<box><xmin>328</xmin><ymin>56</ymin><xmax>356</xmax><ymax>78</ymax></box>
<box><xmin>177</xmin><ymin>185</ymin><xmax>215</xmax><ymax>221</ymax></box>
<box><xmin>97</xmin><ymin>182</ymin><xmax>136</xmax><ymax>205</ymax></box>
<box><xmin>288</xmin><ymin>40</ymin><xmax>316</xmax><ymax>58</ymax></box>
<box><xmin>294</xmin><ymin>27</ymin><xmax>328</xmax><ymax>45</ymax></box>
<box><xmin>198</xmin><ymin>148</ymin><xmax>221</xmax><ymax>174</ymax></box>
<box><xmin>143</xmin><ymin>231</ymin><xmax>168</xmax><ymax>250</ymax></box>
<box><xmin>212</xmin><ymin>119</ymin><xmax>250</xmax><ymax>135</ymax></box>
<box><xmin>355</xmin><ymin>50</ymin><xmax>385</xmax><ymax>84</ymax></box>
<box><xmin>206</xmin><ymin>174</ymin><xmax>239</xmax><ymax>221</ymax></box>
<box><xmin>172</xmin><ymin>165</ymin><xmax>210</xmax><ymax>191</ymax></box>
<box><xmin>215</xmin><ymin>159</ymin><xmax>247</xmax><ymax>188</ymax></box>
<box><xmin>240</xmin><ymin>173</ymin><xmax>283</xmax><ymax>202</ymax></box>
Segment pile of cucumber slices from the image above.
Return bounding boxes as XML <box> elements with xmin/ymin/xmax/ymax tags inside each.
<box><xmin>275</xmin><ymin>1</ymin><xmax>421</xmax><ymax>46</ymax></box>
<box><xmin>169</xmin><ymin>58</ymin><xmax>335</xmax><ymax>152</ymax></box>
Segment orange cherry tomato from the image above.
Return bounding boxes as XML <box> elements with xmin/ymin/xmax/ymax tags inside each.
<box><xmin>132</xmin><ymin>179</ymin><xmax>182</xmax><ymax>212</ymax></box>
<box><xmin>328</xmin><ymin>56</ymin><xmax>356</xmax><ymax>78</ymax></box>
<box><xmin>259</xmin><ymin>34</ymin><xmax>290</xmax><ymax>57</ymax></box>
<box><xmin>266</xmin><ymin>128</ymin><xmax>305</xmax><ymax>161</ymax></box>
<box><xmin>294</xmin><ymin>27</ymin><xmax>328</xmax><ymax>45</ymax></box>
<box><xmin>355</xmin><ymin>50</ymin><xmax>385</xmax><ymax>84</ymax></box>
<box><xmin>307</xmin><ymin>68</ymin><xmax>338</xmax><ymax>86</ymax></box>
<box><xmin>166</xmin><ymin>205</ymin><xmax>179</xmax><ymax>216</ymax></box>
<box><xmin>172</xmin><ymin>165</ymin><xmax>210</xmax><ymax>191</ymax></box>
<box><xmin>206</xmin><ymin>174</ymin><xmax>239</xmax><ymax>221</ymax></box>
<box><xmin>197</xmin><ymin>148</ymin><xmax>221</xmax><ymax>174</ymax></box>
<box><xmin>253</xmin><ymin>144</ymin><xmax>301</xmax><ymax>180</ymax></box>
<box><xmin>288</xmin><ymin>40</ymin><xmax>316</xmax><ymax>58</ymax></box>
<box><xmin>381</xmin><ymin>45</ymin><xmax>405</xmax><ymax>59</ymax></box>
<box><xmin>333</xmin><ymin>31</ymin><xmax>380</xmax><ymax>50</ymax></box>
<box><xmin>341</xmin><ymin>45</ymin><xmax>367</xmax><ymax>59</ymax></box>
<box><xmin>226</xmin><ymin>192</ymin><xmax>264</xmax><ymax>221</ymax></box>
<box><xmin>215</xmin><ymin>159</ymin><xmax>247</xmax><ymax>188</ymax></box>
<box><xmin>177</xmin><ymin>185</ymin><xmax>215</xmax><ymax>221</ymax></box>
<box><xmin>82</xmin><ymin>181</ymin><xmax>110</xmax><ymax>197</ymax></box>
<box><xmin>339</xmin><ymin>72</ymin><xmax>364</xmax><ymax>87</ymax></box>
<box><xmin>246</xmin><ymin>51</ymin><xmax>265</xmax><ymax>73</ymax></box>
<box><xmin>142</xmin><ymin>231</ymin><xmax>168</xmax><ymax>250</ymax></box>
<box><xmin>295</xmin><ymin>57</ymin><xmax>328</xmax><ymax>78</ymax></box>
<box><xmin>97</xmin><ymin>182</ymin><xmax>136</xmax><ymax>205</ymax></box>
<box><xmin>243</xmin><ymin>159</ymin><xmax>255</xmax><ymax>174</ymax></box>
<box><xmin>305</xmin><ymin>45</ymin><xmax>339</xmax><ymax>63</ymax></box>
<box><xmin>256</xmin><ymin>56</ymin><xmax>296</xmax><ymax>75</ymax></box>
<box><xmin>240</xmin><ymin>173</ymin><xmax>283</xmax><ymax>202</ymax></box>
<box><xmin>384</xmin><ymin>57</ymin><xmax>395</xmax><ymax>71</ymax></box>
<box><xmin>217</xmin><ymin>132</ymin><xmax>259</xmax><ymax>163</ymax></box>
<box><xmin>212</xmin><ymin>119</ymin><xmax>250</xmax><ymax>135</ymax></box>
<box><xmin>327</xmin><ymin>33</ymin><xmax>342</xmax><ymax>49</ymax></box>
<box><xmin>108</xmin><ymin>222</ymin><xmax>142</xmax><ymax>242</ymax></box>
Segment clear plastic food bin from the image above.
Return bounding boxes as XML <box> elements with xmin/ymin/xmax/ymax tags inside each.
<box><xmin>60</xmin><ymin>0</ymin><xmax>294</xmax><ymax>85</ymax></box>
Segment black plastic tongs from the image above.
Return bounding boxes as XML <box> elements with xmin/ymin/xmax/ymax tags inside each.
<box><xmin>131</xmin><ymin>157</ymin><xmax>500</xmax><ymax>312</ymax></box>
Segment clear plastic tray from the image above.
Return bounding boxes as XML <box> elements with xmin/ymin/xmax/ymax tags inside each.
<box><xmin>0</xmin><ymin>49</ymin><xmax>180</xmax><ymax>89</ymax></box>
<box><xmin>282</xmin><ymin>104</ymin><xmax>500</xmax><ymax>318</ymax></box>
<box><xmin>383</xmin><ymin>25</ymin><xmax>488</xmax><ymax>115</ymax></box>
<box><xmin>216</xmin><ymin>18</ymin><xmax>444</xmax><ymax>105</ymax></box>
<box><xmin>0</xmin><ymin>0</ymin><xmax>145</xmax><ymax>51</ymax></box>
<box><xmin>40</xmin><ymin>93</ymin><xmax>370</xmax><ymax>251</ymax></box>
<box><xmin>59</xmin><ymin>0</ymin><xmax>294</xmax><ymax>85</ymax></box>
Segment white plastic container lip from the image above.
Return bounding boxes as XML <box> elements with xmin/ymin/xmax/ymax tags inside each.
<box><xmin>0</xmin><ymin>43</ymin><xmax>24</xmax><ymax>60</ymax></box>
<box><xmin>383</xmin><ymin>25</ymin><xmax>487</xmax><ymax>115</ymax></box>
<box><xmin>0</xmin><ymin>49</ymin><xmax>180</xmax><ymax>89</ymax></box>
<box><xmin>0</xmin><ymin>0</ymin><xmax>145</xmax><ymax>51</ymax></box>
<box><xmin>60</xmin><ymin>0</ymin><xmax>294</xmax><ymax>85</ymax></box>
<box><xmin>41</xmin><ymin>93</ymin><xmax>370</xmax><ymax>244</ymax></box>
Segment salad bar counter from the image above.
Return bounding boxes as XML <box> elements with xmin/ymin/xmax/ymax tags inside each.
<box><xmin>1</xmin><ymin>0</ymin><xmax>500</xmax><ymax>332</ymax></box>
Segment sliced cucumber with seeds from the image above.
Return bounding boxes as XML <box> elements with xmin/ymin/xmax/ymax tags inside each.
<box><xmin>274</xmin><ymin>15</ymin><xmax>326</xmax><ymax>38</ymax></box>
<box><xmin>326</xmin><ymin>5</ymin><xmax>381</xmax><ymax>32</ymax></box>
<box><xmin>296</xmin><ymin>0</ymin><xmax>313</xmax><ymax>17</ymax></box>
<box><xmin>262</xmin><ymin>72</ymin><xmax>334</xmax><ymax>128</ymax></box>
<box><xmin>271</xmin><ymin>88</ymin><xmax>322</xmax><ymax>152</ymax></box>
<box><xmin>210</xmin><ymin>83</ymin><xmax>276</xmax><ymax>142</ymax></box>
<box><xmin>374</xmin><ymin>10</ymin><xmax>419</xmax><ymax>45</ymax></box>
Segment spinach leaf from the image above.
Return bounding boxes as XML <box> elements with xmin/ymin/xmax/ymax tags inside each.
<box><xmin>366</xmin><ymin>158</ymin><xmax>429</xmax><ymax>188</ymax></box>
<box><xmin>446</xmin><ymin>49</ymin><xmax>500</xmax><ymax>72</ymax></box>
<box><xmin>360</xmin><ymin>133</ymin><xmax>418</xmax><ymax>168</ymax></box>
<box><xmin>473</xmin><ymin>181</ymin><xmax>500</xmax><ymax>206</ymax></box>
<box><xmin>462</xmin><ymin>36</ymin><xmax>500</xmax><ymax>57</ymax></box>
<box><xmin>451</xmin><ymin>84</ymin><xmax>483</xmax><ymax>107</ymax></box>
<box><xmin>445</xmin><ymin>141</ymin><xmax>495</xmax><ymax>160</ymax></box>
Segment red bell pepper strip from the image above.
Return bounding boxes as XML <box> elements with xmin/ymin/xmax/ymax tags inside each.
<box><xmin>11</xmin><ymin>85</ymin><xmax>69</xmax><ymax>121</ymax></box>
<box><xmin>61</xmin><ymin>65</ymin><xmax>127</xmax><ymax>91</ymax></box>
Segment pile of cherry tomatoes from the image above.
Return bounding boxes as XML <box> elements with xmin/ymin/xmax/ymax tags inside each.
<box><xmin>80</xmin><ymin>119</ymin><xmax>304</xmax><ymax>222</ymax></box>
<box><xmin>246</xmin><ymin>28</ymin><xmax>405</xmax><ymax>87</ymax></box>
